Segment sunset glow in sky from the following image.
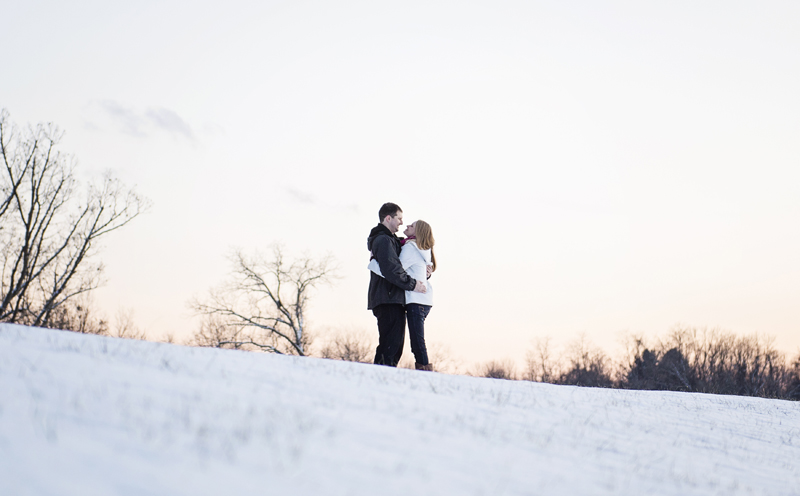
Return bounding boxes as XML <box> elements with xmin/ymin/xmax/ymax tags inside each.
<box><xmin>3</xmin><ymin>1</ymin><xmax>799</xmax><ymax>366</ymax></box>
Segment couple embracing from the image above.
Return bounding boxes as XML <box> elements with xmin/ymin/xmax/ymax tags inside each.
<box><xmin>367</xmin><ymin>202</ymin><xmax>437</xmax><ymax>370</ymax></box>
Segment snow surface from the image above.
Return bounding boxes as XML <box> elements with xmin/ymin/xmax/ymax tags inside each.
<box><xmin>1</xmin><ymin>324</ymin><xmax>799</xmax><ymax>496</ymax></box>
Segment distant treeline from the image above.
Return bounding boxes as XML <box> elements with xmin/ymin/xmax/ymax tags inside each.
<box><xmin>319</xmin><ymin>325</ymin><xmax>800</xmax><ymax>401</ymax></box>
<box><xmin>496</xmin><ymin>326</ymin><xmax>800</xmax><ymax>401</ymax></box>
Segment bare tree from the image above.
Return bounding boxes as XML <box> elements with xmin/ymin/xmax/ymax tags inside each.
<box><xmin>524</xmin><ymin>337</ymin><xmax>558</xmax><ymax>383</ymax></box>
<box><xmin>190</xmin><ymin>314</ymin><xmax>248</xmax><ymax>349</ymax></box>
<box><xmin>112</xmin><ymin>307</ymin><xmax>147</xmax><ymax>340</ymax></box>
<box><xmin>191</xmin><ymin>246</ymin><xmax>337</xmax><ymax>356</ymax></box>
<box><xmin>0</xmin><ymin>109</ymin><xmax>148</xmax><ymax>328</ymax></box>
<box><xmin>318</xmin><ymin>328</ymin><xmax>375</xmax><ymax>363</ymax></box>
<box><xmin>787</xmin><ymin>354</ymin><xmax>800</xmax><ymax>401</ymax></box>
<box><xmin>426</xmin><ymin>342</ymin><xmax>462</xmax><ymax>374</ymax></box>
<box><xmin>46</xmin><ymin>295</ymin><xmax>109</xmax><ymax>335</ymax></box>
<box><xmin>557</xmin><ymin>334</ymin><xmax>613</xmax><ymax>387</ymax></box>
<box><xmin>473</xmin><ymin>359</ymin><xmax>518</xmax><ymax>380</ymax></box>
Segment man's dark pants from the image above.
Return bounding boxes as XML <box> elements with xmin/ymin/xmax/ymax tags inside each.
<box><xmin>372</xmin><ymin>304</ymin><xmax>406</xmax><ymax>367</ymax></box>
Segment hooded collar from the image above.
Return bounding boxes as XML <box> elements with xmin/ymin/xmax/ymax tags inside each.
<box><xmin>367</xmin><ymin>222</ymin><xmax>402</xmax><ymax>252</ymax></box>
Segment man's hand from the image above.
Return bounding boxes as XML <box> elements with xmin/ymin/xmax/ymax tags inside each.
<box><xmin>413</xmin><ymin>280</ymin><xmax>427</xmax><ymax>293</ymax></box>
<box><xmin>426</xmin><ymin>265</ymin><xmax>433</xmax><ymax>278</ymax></box>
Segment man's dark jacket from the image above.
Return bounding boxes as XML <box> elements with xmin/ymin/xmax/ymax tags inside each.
<box><xmin>367</xmin><ymin>224</ymin><xmax>416</xmax><ymax>310</ymax></box>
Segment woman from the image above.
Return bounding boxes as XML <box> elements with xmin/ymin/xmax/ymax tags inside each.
<box><xmin>369</xmin><ymin>220</ymin><xmax>437</xmax><ymax>371</ymax></box>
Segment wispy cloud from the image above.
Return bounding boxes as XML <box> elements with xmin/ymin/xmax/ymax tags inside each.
<box><xmin>86</xmin><ymin>100</ymin><xmax>195</xmax><ymax>142</ymax></box>
<box><xmin>97</xmin><ymin>100</ymin><xmax>147</xmax><ymax>137</ymax></box>
<box><xmin>287</xmin><ymin>187</ymin><xmax>317</xmax><ymax>205</ymax></box>
<box><xmin>145</xmin><ymin>107</ymin><xmax>194</xmax><ymax>141</ymax></box>
<box><xmin>286</xmin><ymin>186</ymin><xmax>360</xmax><ymax>214</ymax></box>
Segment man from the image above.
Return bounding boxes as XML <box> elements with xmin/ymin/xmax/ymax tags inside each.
<box><xmin>367</xmin><ymin>202</ymin><xmax>426</xmax><ymax>366</ymax></box>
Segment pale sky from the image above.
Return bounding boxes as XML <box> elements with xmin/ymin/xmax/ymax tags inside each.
<box><xmin>3</xmin><ymin>0</ymin><xmax>799</xmax><ymax>367</ymax></box>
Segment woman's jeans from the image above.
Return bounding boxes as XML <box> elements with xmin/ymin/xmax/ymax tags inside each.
<box><xmin>406</xmin><ymin>303</ymin><xmax>432</xmax><ymax>365</ymax></box>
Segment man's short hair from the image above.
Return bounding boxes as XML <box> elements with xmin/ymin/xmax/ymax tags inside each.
<box><xmin>378</xmin><ymin>202</ymin><xmax>402</xmax><ymax>221</ymax></box>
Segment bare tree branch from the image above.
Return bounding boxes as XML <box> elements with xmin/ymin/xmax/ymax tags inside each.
<box><xmin>190</xmin><ymin>246</ymin><xmax>337</xmax><ymax>356</ymax></box>
<box><xmin>0</xmin><ymin>109</ymin><xmax>150</xmax><ymax>328</ymax></box>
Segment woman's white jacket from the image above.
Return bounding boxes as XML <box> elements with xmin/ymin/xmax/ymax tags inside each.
<box><xmin>368</xmin><ymin>240</ymin><xmax>433</xmax><ymax>306</ymax></box>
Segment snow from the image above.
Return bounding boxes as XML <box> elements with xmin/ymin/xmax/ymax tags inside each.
<box><xmin>1</xmin><ymin>324</ymin><xmax>799</xmax><ymax>496</ymax></box>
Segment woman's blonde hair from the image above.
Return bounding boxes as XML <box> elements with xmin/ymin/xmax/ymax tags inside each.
<box><xmin>414</xmin><ymin>220</ymin><xmax>436</xmax><ymax>272</ymax></box>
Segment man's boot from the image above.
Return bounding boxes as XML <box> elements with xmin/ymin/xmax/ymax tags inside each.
<box><xmin>415</xmin><ymin>363</ymin><xmax>434</xmax><ymax>371</ymax></box>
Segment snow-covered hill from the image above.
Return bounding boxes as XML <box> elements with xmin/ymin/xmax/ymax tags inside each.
<box><xmin>1</xmin><ymin>324</ymin><xmax>798</xmax><ymax>495</ymax></box>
